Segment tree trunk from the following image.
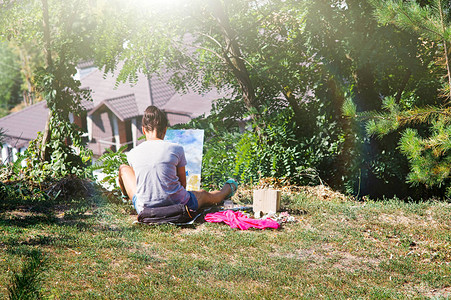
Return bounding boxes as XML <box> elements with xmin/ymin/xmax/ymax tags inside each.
<box><xmin>283</xmin><ymin>88</ymin><xmax>304</xmax><ymax>127</ymax></box>
<box><xmin>443</xmin><ymin>41</ymin><xmax>451</xmax><ymax>100</ymax></box>
<box><xmin>18</xmin><ymin>48</ymin><xmax>34</xmax><ymax>106</ymax></box>
<box><xmin>438</xmin><ymin>0</ymin><xmax>451</xmax><ymax>100</ymax></box>
<box><xmin>40</xmin><ymin>110</ymin><xmax>52</xmax><ymax>161</ymax></box>
<box><xmin>209</xmin><ymin>0</ymin><xmax>260</xmax><ymax>122</ymax></box>
<box><xmin>395</xmin><ymin>69</ymin><xmax>411</xmax><ymax>103</ymax></box>
<box><xmin>41</xmin><ymin>0</ymin><xmax>53</xmax><ymax>70</ymax></box>
<box><xmin>40</xmin><ymin>0</ymin><xmax>53</xmax><ymax>161</ymax></box>
<box><xmin>327</xmin><ymin>77</ymin><xmax>352</xmax><ymax>190</ymax></box>
<box><xmin>353</xmin><ymin>65</ymin><xmax>379</xmax><ymax>111</ymax></box>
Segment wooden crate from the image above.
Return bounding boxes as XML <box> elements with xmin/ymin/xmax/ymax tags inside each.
<box><xmin>253</xmin><ymin>189</ymin><xmax>281</xmax><ymax>215</ymax></box>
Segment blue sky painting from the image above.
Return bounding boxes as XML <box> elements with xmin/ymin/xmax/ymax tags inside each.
<box><xmin>164</xmin><ymin>129</ymin><xmax>204</xmax><ymax>190</ymax></box>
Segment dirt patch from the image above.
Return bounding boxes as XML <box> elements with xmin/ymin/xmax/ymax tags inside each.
<box><xmin>320</xmin><ymin>243</ymin><xmax>381</xmax><ymax>271</ymax></box>
<box><xmin>2</xmin><ymin>210</ymin><xmax>50</xmax><ymax>221</ymax></box>
<box><xmin>270</xmin><ymin>243</ymin><xmax>381</xmax><ymax>272</ymax></box>
<box><xmin>330</xmin><ymin>250</ymin><xmax>380</xmax><ymax>271</ymax></box>
<box><xmin>425</xmin><ymin>286</ymin><xmax>451</xmax><ymax>298</ymax></box>
<box><xmin>235</xmin><ymin>179</ymin><xmax>349</xmax><ymax>203</ymax></box>
<box><xmin>270</xmin><ymin>248</ymin><xmax>321</xmax><ymax>261</ymax></box>
<box><xmin>378</xmin><ymin>212</ymin><xmax>439</xmax><ymax>229</ymax></box>
<box><xmin>402</xmin><ymin>282</ymin><xmax>451</xmax><ymax>298</ymax></box>
<box><xmin>5</xmin><ymin>210</ymin><xmax>42</xmax><ymax>218</ymax></box>
<box><xmin>379</xmin><ymin>213</ymin><xmax>415</xmax><ymax>227</ymax></box>
<box><xmin>301</xmin><ymin>185</ymin><xmax>349</xmax><ymax>202</ymax></box>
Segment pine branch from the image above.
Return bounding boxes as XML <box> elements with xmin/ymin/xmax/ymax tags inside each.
<box><xmin>397</xmin><ymin>106</ymin><xmax>451</xmax><ymax>126</ymax></box>
<box><xmin>396</xmin><ymin>1</ymin><xmax>442</xmax><ymax>38</ymax></box>
<box><xmin>352</xmin><ymin>102</ymin><xmax>450</xmax><ymax>137</ymax></box>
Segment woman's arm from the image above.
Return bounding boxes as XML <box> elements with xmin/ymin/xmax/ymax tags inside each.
<box><xmin>177</xmin><ymin>166</ymin><xmax>187</xmax><ymax>189</ymax></box>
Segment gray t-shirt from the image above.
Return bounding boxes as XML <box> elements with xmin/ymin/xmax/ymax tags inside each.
<box><xmin>127</xmin><ymin>140</ymin><xmax>189</xmax><ymax>213</ymax></box>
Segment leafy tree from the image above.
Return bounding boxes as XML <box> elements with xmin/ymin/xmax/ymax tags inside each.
<box><xmin>93</xmin><ymin>0</ymin><xmax>343</xmax><ymax>185</ymax></box>
<box><xmin>0</xmin><ymin>0</ymin><xmax>96</xmax><ymax>179</ymax></box>
<box><xmin>304</xmin><ymin>0</ymin><xmax>442</xmax><ymax>197</ymax></box>
<box><xmin>345</xmin><ymin>1</ymin><xmax>449</xmax><ymax>197</ymax></box>
<box><xmin>95</xmin><ymin>0</ymin><xmax>318</xmax><ymax>124</ymax></box>
<box><xmin>13</xmin><ymin>41</ymin><xmax>46</xmax><ymax>106</ymax></box>
<box><xmin>0</xmin><ymin>42</ymin><xmax>22</xmax><ymax>117</ymax></box>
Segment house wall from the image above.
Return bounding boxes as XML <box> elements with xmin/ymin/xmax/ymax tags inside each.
<box><xmin>117</xmin><ymin>119</ymin><xmax>131</xmax><ymax>149</ymax></box>
<box><xmin>1</xmin><ymin>143</ymin><xmax>27</xmax><ymax>166</ymax></box>
<box><xmin>1</xmin><ymin>144</ymin><xmax>10</xmax><ymax>164</ymax></box>
<box><xmin>135</xmin><ymin>117</ymin><xmax>144</xmax><ymax>145</ymax></box>
<box><xmin>88</xmin><ymin>108</ymin><xmax>115</xmax><ymax>156</ymax></box>
<box><xmin>88</xmin><ymin>108</ymin><xmax>135</xmax><ymax>156</ymax></box>
<box><xmin>1</xmin><ymin>110</ymin><xmax>194</xmax><ymax>164</ymax></box>
<box><xmin>73</xmin><ymin>113</ymin><xmax>87</xmax><ymax>131</ymax></box>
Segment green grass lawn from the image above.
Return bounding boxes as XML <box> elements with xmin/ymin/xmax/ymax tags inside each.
<box><xmin>1</xmin><ymin>186</ymin><xmax>450</xmax><ymax>299</ymax></box>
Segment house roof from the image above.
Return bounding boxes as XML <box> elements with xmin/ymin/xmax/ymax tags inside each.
<box><xmin>0</xmin><ymin>101</ymin><xmax>49</xmax><ymax>148</ymax></box>
<box><xmin>89</xmin><ymin>94</ymin><xmax>139</xmax><ymax>122</ymax></box>
<box><xmin>77</xmin><ymin>60</ymin><xmax>95</xmax><ymax>69</ymax></box>
<box><xmin>148</xmin><ymin>72</ymin><xmax>177</xmax><ymax>107</ymax></box>
<box><xmin>78</xmin><ymin>64</ymin><xmax>222</xmax><ymax>123</ymax></box>
<box><xmin>80</xmin><ymin>66</ymin><xmax>152</xmax><ymax>113</ymax></box>
<box><xmin>0</xmin><ymin>62</ymin><xmax>227</xmax><ymax>150</ymax></box>
<box><xmin>162</xmin><ymin>88</ymin><xmax>223</xmax><ymax>119</ymax></box>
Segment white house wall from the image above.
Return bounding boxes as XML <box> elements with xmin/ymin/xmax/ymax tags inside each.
<box><xmin>0</xmin><ymin>144</ymin><xmax>26</xmax><ymax>166</ymax></box>
<box><xmin>131</xmin><ymin>117</ymin><xmax>138</xmax><ymax>148</ymax></box>
<box><xmin>1</xmin><ymin>144</ymin><xmax>8</xmax><ymax>164</ymax></box>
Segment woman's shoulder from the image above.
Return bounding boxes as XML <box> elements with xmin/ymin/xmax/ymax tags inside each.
<box><xmin>130</xmin><ymin>140</ymin><xmax>184</xmax><ymax>153</ymax></box>
<box><xmin>164</xmin><ymin>141</ymin><xmax>184</xmax><ymax>152</ymax></box>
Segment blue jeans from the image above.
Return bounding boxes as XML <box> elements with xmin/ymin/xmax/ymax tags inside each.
<box><xmin>132</xmin><ymin>195</ymin><xmax>143</xmax><ymax>214</ymax></box>
<box><xmin>133</xmin><ymin>192</ymin><xmax>198</xmax><ymax>213</ymax></box>
<box><xmin>186</xmin><ymin>191</ymin><xmax>199</xmax><ymax>210</ymax></box>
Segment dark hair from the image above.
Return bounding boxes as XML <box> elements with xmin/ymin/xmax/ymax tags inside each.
<box><xmin>142</xmin><ymin>106</ymin><xmax>168</xmax><ymax>138</ymax></box>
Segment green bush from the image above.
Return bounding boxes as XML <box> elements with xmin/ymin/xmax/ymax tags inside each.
<box><xmin>180</xmin><ymin>102</ymin><xmax>341</xmax><ymax>189</ymax></box>
<box><xmin>233</xmin><ymin>107</ymin><xmax>338</xmax><ymax>186</ymax></box>
<box><xmin>0</xmin><ymin>180</ymin><xmax>49</xmax><ymax>209</ymax></box>
<box><xmin>23</xmin><ymin>116</ymin><xmax>92</xmax><ymax>182</ymax></box>
<box><xmin>201</xmin><ymin>131</ymin><xmax>241</xmax><ymax>189</ymax></box>
<box><xmin>91</xmin><ymin>144</ymin><xmax>128</xmax><ymax>191</ymax></box>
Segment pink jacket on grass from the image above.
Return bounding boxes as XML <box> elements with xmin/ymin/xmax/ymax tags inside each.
<box><xmin>204</xmin><ymin>210</ymin><xmax>280</xmax><ymax>230</ymax></box>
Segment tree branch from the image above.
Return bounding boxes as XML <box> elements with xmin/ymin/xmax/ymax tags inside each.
<box><xmin>199</xmin><ymin>32</ymin><xmax>224</xmax><ymax>49</ymax></box>
<box><xmin>40</xmin><ymin>0</ymin><xmax>52</xmax><ymax>161</ymax></box>
<box><xmin>397</xmin><ymin>4</ymin><xmax>443</xmax><ymax>39</ymax></box>
<box><xmin>438</xmin><ymin>0</ymin><xmax>451</xmax><ymax>100</ymax></box>
<box><xmin>395</xmin><ymin>69</ymin><xmax>411</xmax><ymax>103</ymax></box>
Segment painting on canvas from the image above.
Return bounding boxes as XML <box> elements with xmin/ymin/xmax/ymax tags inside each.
<box><xmin>164</xmin><ymin>129</ymin><xmax>204</xmax><ymax>191</ymax></box>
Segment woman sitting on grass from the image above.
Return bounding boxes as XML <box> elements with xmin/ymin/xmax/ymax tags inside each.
<box><xmin>118</xmin><ymin>105</ymin><xmax>238</xmax><ymax>215</ymax></box>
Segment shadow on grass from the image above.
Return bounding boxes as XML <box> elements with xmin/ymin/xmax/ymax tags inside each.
<box><xmin>1</xmin><ymin>198</ymin><xmax>55</xmax><ymax>212</ymax></box>
<box><xmin>0</xmin><ymin>176</ymin><xmax>101</xmax><ymax>226</ymax></box>
<box><xmin>7</xmin><ymin>249</ymin><xmax>45</xmax><ymax>300</ymax></box>
<box><xmin>2</xmin><ymin>232</ymin><xmax>78</xmax><ymax>252</ymax></box>
<box><xmin>0</xmin><ymin>213</ymin><xmax>57</xmax><ymax>227</ymax></box>
<box><xmin>0</xmin><ymin>195</ymin><xmax>98</xmax><ymax>229</ymax></box>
